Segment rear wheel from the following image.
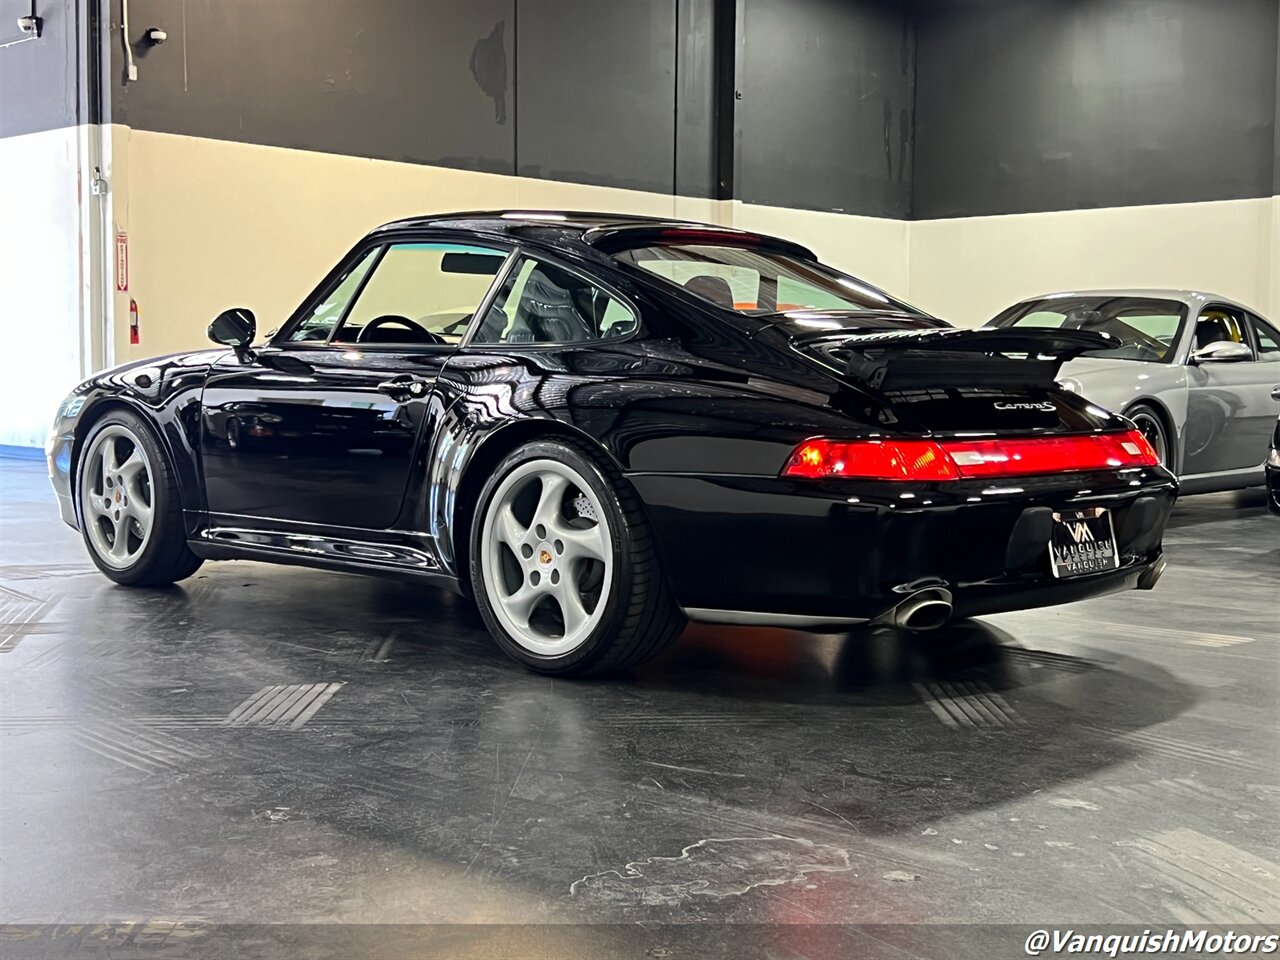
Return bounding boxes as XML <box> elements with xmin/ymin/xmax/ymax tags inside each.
<box><xmin>76</xmin><ymin>411</ymin><xmax>203</xmax><ymax>586</ymax></box>
<box><xmin>470</xmin><ymin>438</ymin><xmax>684</xmax><ymax>676</ymax></box>
<box><xmin>1125</xmin><ymin>404</ymin><xmax>1170</xmax><ymax>469</ymax></box>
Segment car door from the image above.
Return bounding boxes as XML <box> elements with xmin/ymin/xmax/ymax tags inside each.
<box><xmin>1244</xmin><ymin>312</ymin><xmax>1280</xmax><ymax>454</ymax></box>
<box><xmin>200</xmin><ymin>237</ymin><xmax>512</xmax><ymax>532</ymax></box>
<box><xmin>1181</xmin><ymin>304</ymin><xmax>1275</xmax><ymax>475</ymax></box>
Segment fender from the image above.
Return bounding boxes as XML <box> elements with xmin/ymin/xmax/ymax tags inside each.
<box><xmin>52</xmin><ymin>350</ymin><xmax>225</xmax><ymax>531</ymax></box>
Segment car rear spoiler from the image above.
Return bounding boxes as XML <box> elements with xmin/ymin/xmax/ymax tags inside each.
<box><xmin>798</xmin><ymin>327</ymin><xmax>1116</xmax><ymax>391</ymax></box>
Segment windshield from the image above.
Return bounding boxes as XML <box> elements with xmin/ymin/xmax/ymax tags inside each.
<box><xmin>613</xmin><ymin>244</ymin><xmax>927</xmax><ymax>317</ymax></box>
<box><xmin>994</xmin><ymin>296</ymin><xmax>1187</xmax><ymax>363</ymax></box>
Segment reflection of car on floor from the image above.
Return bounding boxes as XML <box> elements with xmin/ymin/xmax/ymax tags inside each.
<box><xmin>987</xmin><ymin>290</ymin><xmax>1280</xmax><ymax>494</ymax></box>
<box><xmin>49</xmin><ymin>213</ymin><xmax>1176</xmax><ymax>676</ymax></box>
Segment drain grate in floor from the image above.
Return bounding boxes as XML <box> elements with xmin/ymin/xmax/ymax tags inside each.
<box><xmin>222</xmin><ymin>683</ymin><xmax>345</xmax><ymax>729</ymax></box>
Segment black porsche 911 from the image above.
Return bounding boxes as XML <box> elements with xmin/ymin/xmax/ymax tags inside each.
<box><xmin>47</xmin><ymin>212</ymin><xmax>1176</xmax><ymax>675</ymax></box>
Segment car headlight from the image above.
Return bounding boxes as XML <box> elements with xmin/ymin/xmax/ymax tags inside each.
<box><xmin>1056</xmin><ymin>377</ymin><xmax>1082</xmax><ymax>395</ymax></box>
<box><xmin>1268</xmin><ymin>446</ymin><xmax>1280</xmax><ymax>468</ymax></box>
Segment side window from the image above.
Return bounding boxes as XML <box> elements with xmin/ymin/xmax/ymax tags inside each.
<box><xmin>470</xmin><ymin>256</ymin><xmax>637</xmax><ymax>345</ymax></box>
<box><xmin>632</xmin><ymin>258</ymin><xmax>758</xmax><ymax>310</ymax></box>
<box><xmin>325</xmin><ymin>242</ymin><xmax>507</xmax><ymax>345</ymax></box>
<box><xmin>1249</xmin><ymin>316</ymin><xmax>1280</xmax><ymax>360</ymax></box>
<box><xmin>1194</xmin><ymin>308</ymin><xmax>1251</xmax><ymax>354</ymax></box>
<box><xmin>288</xmin><ymin>248</ymin><xmax>379</xmax><ymax>342</ymax></box>
<box><xmin>777</xmin><ymin>275</ymin><xmax>855</xmax><ymax>311</ymax></box>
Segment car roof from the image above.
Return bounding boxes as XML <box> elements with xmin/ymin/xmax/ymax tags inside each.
<box><xmin>1016</xmin><ymin>289</ymin><xmax>1262</xmax><ymax>314</ymax></box>
<box><xmin>369</xmin><ymin>210</ymin><xmax>816</xmax><ymax>258</ymax></box>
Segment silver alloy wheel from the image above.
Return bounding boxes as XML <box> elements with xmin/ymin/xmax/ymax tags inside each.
<box><xmin>479</xmin><ymin>458</ymin><xmax>613</xmax><ymax>657</ymax></box>
<box><xmin>1129</xmin><ymin>410</ymin><xmax>1168</xmax><ymax>465</ymax></box>
<box><xmin>80</xmin><ymin>424</ymin><xmax>155</xmax><ymax>569</ymax></box>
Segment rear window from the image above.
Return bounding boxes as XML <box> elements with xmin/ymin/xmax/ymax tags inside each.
<box><xmin>994</xmin><ymin>296</ymin><xmax>1187</xmax><ymax>363</ymax></box>
<box><xmin>613</xmin><ymin>244</ymin><xmax>925</xmax><ymax>317</ymax></box>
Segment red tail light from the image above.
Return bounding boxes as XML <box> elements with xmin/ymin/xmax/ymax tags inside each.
<box><xmin>783</xmin><ymin>439</ymin><xmax>960</xmax><ymax>480</ymax></box>
<box><xmin>782</xmin><ymin>430</ymin><xmax>1159</xmax><ymax>481</ymax></box>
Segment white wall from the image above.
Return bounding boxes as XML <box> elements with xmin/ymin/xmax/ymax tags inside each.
<box><xmin>908</xmin><ymin>197</ymin><xmax>1280</xmax><ymax>327</ymax></box>
<box><xmin>0</xmin><ymin>127</ymin><xmax>90</xmax><ymax>448</ymax></box>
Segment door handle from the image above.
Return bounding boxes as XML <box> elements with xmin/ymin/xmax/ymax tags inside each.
<box><xmin>377</xmin><ymin>376</ymin><xmax>430</xmax><ymax>400</ymax></box>
<box><xmin>1271</xmin><ymin>386</ymin><xmax>1280</xmax><ymax>402</ymax></box>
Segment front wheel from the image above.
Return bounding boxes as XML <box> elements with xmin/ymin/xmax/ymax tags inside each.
<box><xmin>76</xmin><ymin>411</ymin><xmax>203</xmax><ymax>586</ymax></box>
<box><xmin>470</xmin><ymin>438</ymin><xmax>684</xmax><ymax>676</ymax></box>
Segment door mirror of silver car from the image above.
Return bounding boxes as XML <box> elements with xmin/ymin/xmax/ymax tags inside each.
<box><xmin>1189</xmin><ymin>340</ymin><xmax>1252</xmax><ymax>363</ymax></box>
<box><xmin>208</xmin><ymin>308</ymin><xmax>257</xmax><ymax>361</ymax></box>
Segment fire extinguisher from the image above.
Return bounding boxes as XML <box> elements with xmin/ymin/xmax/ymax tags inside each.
<box><xmin>129</xmin><ymin>298</ymin><xmax>140</xmax><ymax>345</ymax></box>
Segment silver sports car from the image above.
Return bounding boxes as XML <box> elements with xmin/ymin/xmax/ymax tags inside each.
<box><xmin>988</xmin><ymin>290</ymin><xmax>1280</xmax><ymax>493</ymax></box>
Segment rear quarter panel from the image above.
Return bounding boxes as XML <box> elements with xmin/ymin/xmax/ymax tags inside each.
<box><xmin>1060</xmin><ymin>359</ymin><xmax>1189</xmax><ymax>469</ymax></box>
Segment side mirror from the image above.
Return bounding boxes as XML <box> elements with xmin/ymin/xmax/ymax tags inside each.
<box><xmin>208</xmin><ymin>308</ymin><xmax>257</xmax><ymax>361</ymax></box>
<box><xmin>1189</xmin><ymin>340</ymin><xmax>1252</xmax><ymax>363</ymax></box>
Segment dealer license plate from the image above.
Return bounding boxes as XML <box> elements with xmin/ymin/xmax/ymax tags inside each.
<box><xmin>1049</xmin><ymin>508</ymin><xmax>1119</xmax><ymax>578</ymax></box>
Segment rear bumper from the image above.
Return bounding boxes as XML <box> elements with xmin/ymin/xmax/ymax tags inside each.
<box><xmin>632</xmin><ymin>466</ymin><xmax>1176</xmax><ymax>624</ymax></box>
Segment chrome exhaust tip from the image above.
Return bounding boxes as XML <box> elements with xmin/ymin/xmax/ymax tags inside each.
<box><xmin>1136</xmin><ymin>554</ymin><xmax>1167</xmax><ymax>590</ymax></box>
<box><xmin>891</xmin><ymin>588</ymin><xmax>954</xmax><ymax>631</ymax></box>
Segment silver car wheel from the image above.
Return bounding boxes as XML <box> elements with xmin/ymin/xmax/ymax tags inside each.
<box><xmin>1128</xmin><ymin>410</ymin><xmax>1168</xmax><ymax>466</ymax></box>
<box><xmin>479</xmin><ymin>458</ymin><xmax>613</xmax><ymax>657</ymax></box>
<box><xmin>80</xmin><ymin>424</ymin><xmax>155</xmax><ymax>569</ymax></box>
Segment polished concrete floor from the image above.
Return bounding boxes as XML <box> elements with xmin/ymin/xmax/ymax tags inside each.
<box><xmin>1</xmin><ymin>457</ymin><xmax>1277</xmax><ymax>957</ymax></box>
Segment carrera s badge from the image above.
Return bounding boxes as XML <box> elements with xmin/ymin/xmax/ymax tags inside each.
<box><xmin>994</xmin><ymin>401</ymin><xmax>1056</xmax><ymax>412</ymax></box>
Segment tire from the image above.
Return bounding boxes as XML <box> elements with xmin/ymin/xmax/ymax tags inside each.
<box><xmin>75</xmin><ymin>409</ymin><xmax>204</xmax><ymax>586</ymax></box>
<box><xmin>1125</xmin><ymin>403</ymin><xmax>1171</xmax><ymax>470</ymax></box>
<box><xmin>469</xmin><ymin>437</ymin><xmax>684</xmax><ymax>676</ymax></box>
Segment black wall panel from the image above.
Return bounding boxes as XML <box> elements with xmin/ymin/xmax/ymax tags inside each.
<box><xmin>110</xmin><ymin>0</ymin><xmax>516</xmax><ymax>175</ymax></box>
<box><xmin>515</xmin><ymin>0</ymin><xmax>678</xmax><ymax>194</ymax></box>
<box><xmin>676</xmin><ymin>0</ymin><xmax>717</xmax><ymax>199</ymax></box>
<box><xmin>736</xmin><ymin>0</ymin><xmax>914</xmax><ymax>219</ymax></box>
<box><xmin>1275</xmin><ymin>6</ymin><xmax>1280</xmax><ymax>195</ymax></box>
<box><xmin>12</xmin><ymin>0</ymin><xmax>1278</xmax><ymax>212</ymax></box>
<box><xmin>0</xmin><ymin>0</ymin><xmax>81</xmax><ymax>138</ymax></box>
<box><xmin>914</xmin><ymin>0</ymin><xmax>1280</xmax><ymax>219</ymax></box>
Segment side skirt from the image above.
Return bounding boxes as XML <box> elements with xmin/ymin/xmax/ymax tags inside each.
<box><xmin>1177</xmin><ymin>464</ymin><xmax>1265</xmax><ymax>495</ymax></box>
<box><xmin>190</xmin><ymin>527</ymin><xmax>464</xmax><ymax>590</ymax></box>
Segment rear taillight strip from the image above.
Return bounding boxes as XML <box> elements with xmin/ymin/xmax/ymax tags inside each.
<box><xmin>781</xmin><ymin>430</ymin><xmax>1160</xmax><ymax>481</ymax></box>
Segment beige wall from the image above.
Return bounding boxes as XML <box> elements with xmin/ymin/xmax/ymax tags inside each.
<box><xmin>908</xmin><ymin>197</ymin><xmax>1280</xmax><ymax>327</ymax></box>
<box><xmin>108</xmin><ymin>128</ymin><xmax>1279</xmax><ymax>366</ymax></box>
<box><xmin>733</xmin><ymin>202</ymin><xmax>912</xmax><ymax>298</ymax></box>
<box><xmin>110</xmin><ymin>128</ymin><xmax>731</xmax><ymax>361</ymax></box>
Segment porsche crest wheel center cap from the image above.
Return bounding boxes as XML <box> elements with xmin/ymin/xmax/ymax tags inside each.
<box><xmin>537</xmin><ymin>545</ymin><xmax>554</xmax><ymax>567</ymax></box>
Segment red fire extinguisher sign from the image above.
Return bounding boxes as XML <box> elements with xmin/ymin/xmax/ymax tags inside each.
<box><xmin>116</xmin><ymin>232</ymin><xmax>128</xmax><ymax>292</ymax></box>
